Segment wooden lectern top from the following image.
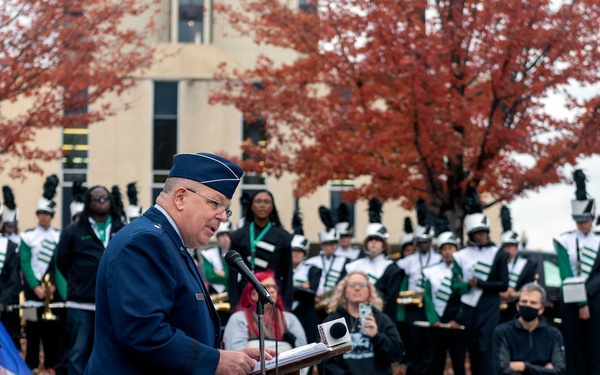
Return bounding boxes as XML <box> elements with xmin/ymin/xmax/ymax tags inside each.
<box><xmin>263</xmin><ymin>343</ymin><xmax>352</xmax><ymax>375</ymax></box>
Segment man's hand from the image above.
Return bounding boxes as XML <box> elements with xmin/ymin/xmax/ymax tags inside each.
<box><xmin>544</xmin><ymin>362</ymin><xmax>554</xmax><ymax>369</ymax></box>
<box><xmin>509</xmin><ymin>361</ymin><xmax>526</xmax><ymax>372</ymax></box>
<box><xmin>216</xmin><ymin>350</ymin><xmax>258</xmax><ymax>375</ymax></box>
<box><xmin>215</xmin><ymin>270</ymin><xmax>225</xmax><ymax>278</ymax></box>
<box><xmin>447</xmin><ymin>320</ymin><xmax>462</xmax><ymax>330</ymax></box>
<box><xmin>579</xmin><ymin>305</ymin><xmax>590</xmax><ymax>320</ymax></box>
<box><xmin>241</xmin><ymin>347</ymin><xmax>276</xmax><ymax>361</ymax></box>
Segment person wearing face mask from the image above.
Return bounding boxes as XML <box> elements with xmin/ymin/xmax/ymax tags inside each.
<box><xmin>492</xmin><ymin>283</ymin><xmax>566</xmax><ymax>375</ymax></box>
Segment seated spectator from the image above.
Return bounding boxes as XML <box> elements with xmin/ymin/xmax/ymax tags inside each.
<box><xmin>223</xmin><ymin>270</ymin><xmax>307</xmax><ymax>353</ymax></box>
<box><xmin>493</xmin><ymin>283</ymin><xmax>566</xmax><ymax>375</ymax></box>
<box><xmin>321</xmin><ymin>270</ymin><xmax>403</xmax><ymax>375</ymax></box>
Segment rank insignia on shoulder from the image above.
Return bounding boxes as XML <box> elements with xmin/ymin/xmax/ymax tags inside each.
<box><xmin>154</xmin><ymin>224</ymin><xmax>162</xmax><ymax>229</ymax></box>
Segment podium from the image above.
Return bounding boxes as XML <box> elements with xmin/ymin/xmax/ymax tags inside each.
<box><xmin>252</xmin><ymin>343</ymin><xmax>352</xmax><ymax>375</ymax></box>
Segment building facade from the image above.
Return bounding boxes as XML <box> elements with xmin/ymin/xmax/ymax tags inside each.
<box><xmin>1</xmin><ymin>0</ymin><xmax>502</xmax><ymax>249</ymax></box>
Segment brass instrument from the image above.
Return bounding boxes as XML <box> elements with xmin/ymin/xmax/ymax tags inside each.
<box><xmin>397</xmin><ymin>290</ymin><xmax>424</xmax><ymax>308</ymax></box>
<box><xmin>315</xmin><ymin>289</ymin><xmax>335</xmax><ymax>314</ymax></box>
<box><xmin>210</xmin><ymin>292</ymin><xmax>230</xmax><ymax>312</ymax></box>
<box><xmin>500</xmin><ymin>291</ymin><xmax>520</xmax><ymax>311</ymax></box>
<box><xmin>41</xmin><ymin>274</ymin><xmax>57</xmax><ymax>321</ymax></box>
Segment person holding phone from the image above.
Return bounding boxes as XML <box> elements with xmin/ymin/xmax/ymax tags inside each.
<box><xmin>321</xmin><ymin>270</ymin><xmax>403</xmax><ymax>375</ymax></box>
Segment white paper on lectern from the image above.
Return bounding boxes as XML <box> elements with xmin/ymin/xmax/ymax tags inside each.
<box><xmin>249</xmin><ymin>342</ymin><xmax>329</xmax><ymax>374</ymax></box>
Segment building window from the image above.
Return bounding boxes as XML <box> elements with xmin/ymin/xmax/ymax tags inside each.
<box><xmin>153</xmin><ymin>81</ymin><xmax>178</xmax><ymax>200</ymax></box>
<box><xmin>62</xmin><ymin>87</ymin><xmax>89</xmax><ymax>228</ymax></box>
<box><xmin>179</xmin><ymin>0</ymin><xmax>204</xmax><ymax>43</ymax></box>
<box><xmin>330</xmin><ymin>179</ymin><xmax>356</xmax><ymax>229</ymax></box>
<box><xmin>299</xmin><ymin>0</ymin><xmax>316</xmax><ymax>14</ymax></box>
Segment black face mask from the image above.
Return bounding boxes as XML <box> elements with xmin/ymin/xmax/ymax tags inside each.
<box><xmin>519</xmin><ymin>305</ymin><xmax>539</xmax><ymax>322</ymax></box>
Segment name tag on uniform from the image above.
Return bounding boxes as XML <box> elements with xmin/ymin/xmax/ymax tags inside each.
<box><xmin>195</xmin><ymin>293</ymin><xmax>205</xmax><ymax>301</ymax></box>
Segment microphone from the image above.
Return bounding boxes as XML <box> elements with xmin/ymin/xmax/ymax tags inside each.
<box><xmin>318</xmin><ymin>317</ymin><xmax>351</xmax><ymax>347</ymax></box>
<box><xmin>224</xmin><ymin>250</ymin><xmax>274</xmax><ymax>304</ymax></box>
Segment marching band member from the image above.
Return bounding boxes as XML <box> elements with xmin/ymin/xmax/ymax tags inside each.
<box><xmin>0</xmin><ymin>204</ymin><xmax>21</xmax><ymax>350</ymax></box>
<box><xmin>345</xmin><ymin>201</ymin><xmax>402</xmax><ymax>324</ymax></box>
<box><xmin>423</xmin><ymin>231</ymin><xmax>466</xmax><ymax>375</ymax></box>
<box><xmin>396</xmin><ymin>200</ymin><xmax>441</xmax><ymax>375</ymax></box>
<box><xmin>202</xmin><ymin>221</ymin><xmax>233</xmax><ymax>295</ymax></box>
<box><xmin>290</xmin><ymin>210</ymin><xmax>320</xmax><ymax>343</ymax></box>
<box><xmin>227</xmin><ymin>190</ymin><xmax>294</xmax><ymax>310</ymax></box>
<box><xmin>335</xmin><ymin>203</ymin><xmax>361</xmax><ymax>261</ymax></box>
<box><xmin>305</xmin><ymin>206</ymin><xmax>349</xmax><ymax>322</ymax></box>
<box><xmin>498</xmin><ymin>204</ymin><xmax>536</xmax><ymax>323</ymax></box>
<box><xmin>554</xmin><ymin>169</ymin><xmax>600</xmax><ymax>375</ymax></box>
<box><xmin>452</xmin><ymin>186</ymin><xmax>508</xmax><ymax>375</ymax></box>
<box><xmin>20</xmin><ymin>175</ymin><xmax>67</xmax><ymax>373</ymax></box>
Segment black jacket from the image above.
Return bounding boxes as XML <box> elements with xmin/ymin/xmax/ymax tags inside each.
<box><xmin>493</xmin><ymin>316</ymin><xmax>566</xmax><ymax>375</ymax></box>
<box><xmin>0</xmin><ymin>238</ymin><xmax>20</xmax><ymax>306</ymax></box>
<box><xmin>322</xmin><ymin>306</ymin><xmax>404</xmax><ymax>375</ymax></box>
<box><xmin>228</xmin><ymin>223</ymin><xmax>293</xmax><ymax>309</ymax></box>
<box><xmin>57</xmin><ymin>217</ymin><xmax>125</xmax><ymax>303</ymax></box>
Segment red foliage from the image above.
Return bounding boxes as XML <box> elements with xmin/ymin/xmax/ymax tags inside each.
<box><xmin>0</xmin><ymin>0</ymin><xmax>158</xmax><ymax>179</ymax></box>
<box><xmin>211</xmin><ymin>0</ymin><xmax>600</xmax><ymax>231</ymax></box>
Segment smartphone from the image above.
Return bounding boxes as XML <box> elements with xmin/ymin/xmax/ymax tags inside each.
<box><xmin>359</xmin><ymin>303</ymin><xmax>372</xmax><ymax>326</ymax></box>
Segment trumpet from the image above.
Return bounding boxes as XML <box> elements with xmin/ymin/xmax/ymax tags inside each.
<box><xmin>41</xmin><ymin>274</ymin><xmax>57</xmax><ymax>321</ymax></box>
<box><xmin>210</xmin><ymin>292</ymin><xmax>230</xmax><ymax>312</ymax></box>
<box><xmin>397</xmin><ymin>290</ymin><xmax>424</xmax><ymax>308</ymax></box>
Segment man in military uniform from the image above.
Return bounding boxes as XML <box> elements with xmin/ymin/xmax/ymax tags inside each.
<box><xmin>554</xmin><ymin>169</ymin><xmax>600</xmax><ymax>375</ymax></box>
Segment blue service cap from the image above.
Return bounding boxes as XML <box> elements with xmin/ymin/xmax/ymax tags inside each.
<box><xmin>168</xmin><ymin>153</ymin><xmax>244</xmax><ymax>199</ymax></box>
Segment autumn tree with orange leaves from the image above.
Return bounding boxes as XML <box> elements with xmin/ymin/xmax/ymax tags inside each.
<box><xmin>211</xmin><ymin>0</ymin><xmax>600</xmax><ymax>232</ymax></box>
<box><xmin>0</xmin><ymin>0</ymin><xmax>157</xmax><ymax>178</ymax></box>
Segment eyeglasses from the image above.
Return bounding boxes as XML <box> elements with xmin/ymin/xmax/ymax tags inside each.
<box><xmin>91</xmin><ymin>195</ymin><xmax>110</xmax><ymax>203</ymax></box>
<box><xmin>347</xmin><ymin>282</ymin><xmax>369</xmax><ymax>289</ymax></box>
<box><xmin>185</xmin><ymin>188</ymin><xmax>232</xmax><ymax>218</ymax></box>
<box><xmin>262</xmin><ymin>284</ymin><xmax>278</xmax><ymax>291</ymax></box>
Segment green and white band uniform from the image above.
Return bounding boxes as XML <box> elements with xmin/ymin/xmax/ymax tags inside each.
<box><xmin>452</xmin><ymin>245</ymin><xmax>500</xmax><ymax>307</ymax></box>
<box><xmin>304</xmin><ymin>253</ymin><xmax>347</xmax><ymax>295</ymax></box>
<box><xmin>20</xmin><ymin>225</ymin><xmax>60</xmax><ymax>282</ymax></box>
<box><xmin>345</xmin><ymin>253</ymin><xmax>394</xmax><ymax>285</ymax></box>
<box><xmin>423</xmin><ymin>261</ymin><xmax>454</xmax><ymax>323</ymax></box>
<box><xmin>554</xmin><ymin>229</ymin><xmax>600</xmax><ymax>305</ymax></box>
<box><xmin>508</xmin><ymin>256</ymin><xmax>529</xmax><ymax>289</ymax></box>
<box><xmin>397</xmin><ymin>250</ymin><xmax>442</xmax><ymax>292</ymax></box>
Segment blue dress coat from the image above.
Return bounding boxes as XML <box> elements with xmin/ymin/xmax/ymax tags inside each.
<box><xmin>85</xmin><ymin>206</ymin><xmax>221</xmax><ymax>374</ymax></box>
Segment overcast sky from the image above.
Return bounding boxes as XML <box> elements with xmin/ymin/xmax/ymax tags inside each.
<box><xmin>509</xmin><ymin>155</ymin><xmax>600</xmax><ymax>251</ymax></box>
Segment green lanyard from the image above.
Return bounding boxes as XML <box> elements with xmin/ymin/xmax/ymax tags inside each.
<box><xmin>249</xmin><ymin>222</ymin><xmax>272</xmax><ymax>272</ymax></box>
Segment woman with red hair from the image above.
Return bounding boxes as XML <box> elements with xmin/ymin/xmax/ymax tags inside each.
<box><xmin>223</xmin><ymin>270</ymin><xmax>307</xmax><ymax>353</ymax></box>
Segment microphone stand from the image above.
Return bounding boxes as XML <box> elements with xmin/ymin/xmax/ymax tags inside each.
<box><xmin>256</xmin><ymin>286</ymin><xmax>271</xmax><ymax>375</ymax></box>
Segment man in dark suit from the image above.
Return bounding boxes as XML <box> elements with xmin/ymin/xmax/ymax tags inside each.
<box><xmin>85</xmin><ymin>152</ymin><xmax>272</xmax><ymax>375</ymax></box>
